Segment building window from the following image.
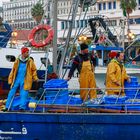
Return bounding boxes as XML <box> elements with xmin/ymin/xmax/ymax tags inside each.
<box><xmin>103</xmin><ymin>3</ymin><xmax>106</xmax><ymax>10</ymax></box>
<box><xmin>84</xmin><ymin>20</ymin><xmax>88</xmax><ymax>27</ymax></box>
<box><xmin>61</xmin><ymin>21</ymin><xmax>65</xmax><ymax>30</ymax></box>
<box><xmin>98</xmin><ymin>3</ymin><xmax>102</xmax><ymax>10</ymax></box>
<box><xmin>106</xmin><ymin>20</ymin><xmax>117</xmax><ymax>26</ymax></box>
<box><xmin>76</xmin><ymin>20</ymin><xmax>79</xmax><ymax>28</ymax></box>
<box><xmin>108</xmin><ymin>2</ymin><xmax>112</xmax><ymax>9</ymax></box>
<box><xmin>129</xmin><ymin>19</ymin><xmax>134</xmax><ymax>24</ymax></box>
<box><xmin>113</xmin><ymin>1</ymin><xmax>116</xmax><ymax>9</ymax></box>
<box><xmin>80</xmin><ymin>20</ymin><xmax>84</xmax><ymax>27</ymax></box>
<box><xmin>139</xmin><ymin>0</ymin><xmax>140</xmax><ymax>5</ymax></box>
<box><xmin>135</xmin><ymin>18</ymin><xmax>140</xmax><ymax>24</ymax></box>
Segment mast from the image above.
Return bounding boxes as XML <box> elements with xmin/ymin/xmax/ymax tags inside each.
<box><xmin>58</xmin><ymin>0</ymin><xmax>80</xmax><ymax>78</ymax></box>
<box><xmin>52</xmin><ymin>0</ymin><xmax>58</xmax><ymax>73</ymax></box>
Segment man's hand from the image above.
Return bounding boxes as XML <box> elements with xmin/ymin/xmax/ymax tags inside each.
<box><xmin>114</xmin><ymin>81</ymin><xmax>120</xmax><ymax>86</ymax></box>
<box><xmin>34</xmin><ymin>79</ymin><xmax>39</xmax><ymax>83</ymax></box>
<box><xmin>66</xmin><ymin>77</ymin><xmax>71</xmax><ymax>81</ymax></box>
<box><xmin>127</xmin><ymin>77</ymin><xmax>131</xmax><ymax>83</ymax></box>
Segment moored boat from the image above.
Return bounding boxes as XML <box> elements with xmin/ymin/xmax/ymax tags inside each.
<box><xmin>1</xmin><ymin>0</ymin><xmax>140</xmax><ymax>140</ymax></box>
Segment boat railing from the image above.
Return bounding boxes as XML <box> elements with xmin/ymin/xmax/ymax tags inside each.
<box><xmin>6</xmin><ymin>87</ymin><xmax>140</xmax><ymax>113</ymax></box>
<box><xmin>26</xmin><ymin>87</ymin><xmax>140</xmax><ymax>113</ymax></box>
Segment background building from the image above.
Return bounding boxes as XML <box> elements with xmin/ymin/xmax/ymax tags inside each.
<box><xmin>0</xmin><ymin>7</ymin><xmax>3</xmax><ymax>18</ymax></box>
<box><xmin>1</xmin><ymin>0</ymin><xmax>140</xmax><ymax>44</ymax></box>
<box><xmin>2</xmin><ymin>0</ymin><xmax>45</xmax><ymax>29</ymax></box>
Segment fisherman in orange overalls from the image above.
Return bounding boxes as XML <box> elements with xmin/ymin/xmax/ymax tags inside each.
<box><xmin>67</xmin><ymin>43</ymin><xmax>97</xmax><ymax>102</ymax></box>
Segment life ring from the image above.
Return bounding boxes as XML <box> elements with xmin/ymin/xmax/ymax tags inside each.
<box><xmin>98</xmin><ymin>35</ymin><xmax>106</xmax><ymax>43</ymax></box>
<box><xmin>28</xmin><ymin>24</ymin><xmax>54</xmax><ymax>48</ymax></box>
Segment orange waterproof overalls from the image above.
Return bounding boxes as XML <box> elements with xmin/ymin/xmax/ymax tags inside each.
<box><xmin>79</xmin><ymin>60</ymin><xmax>97</xmax><ymax>101</ymax></box>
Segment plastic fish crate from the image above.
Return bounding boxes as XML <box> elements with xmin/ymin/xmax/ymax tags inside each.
<box><xmin>45</xmin><ymin>91</ymin><xmax>68</xmax><ymax>99</ymax></box>
<box><xmin>124</xmin><ymin>92</ymin><xmax>140</xmax><ymax>99</ymax></box>
<box><xmin>130</xmin><ymin>76</ymin><xmax>138</xmax><ymax>82</ymax></box>
<box><xmin>46</xmin><ymin>98</ymin><xmax>68</xmax><ymax>104</ymax></box>
<box><xmin>45</xmin><ymin>90</ymin><xmax>68</xmax><ymax>96</ymax></box>
<box><xmin>124</xmin><ymin>77</ymin><xmax>139</xmax><ymax>97</ymax></box>
<box><xmin>103</xmin><ymin>95</ymin><xmax>127</xmax><ymax>104</ymax></box>
<box><xmin>124</xmin><ymin>82</ymin><xmax>138</xmax><ymax>87</ymax></box>
<box><xmin>45</xmin><ymin>91</ymin><xmax>69</xmax><ymax>104</ymax></box>
<box><xmin>43</xmin><ymin>79</ymin><xmax>68</xmax><ymax>89</ymax></box>
<box><xmin>125</xmin><ymin>99</ymin><xmax>140</xmax><ymax>111</ymax></box>
<box><xmin>68</xmin><ymin>96</ymin><xmax>83</xmax><ymax>105</ymax></box>
<box><xmin>125</xmin><ymin>85</ymin><xmax>140</xmax><ymax>98</ymax></box>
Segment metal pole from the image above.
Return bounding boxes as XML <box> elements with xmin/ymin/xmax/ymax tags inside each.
<box><xmin>45</xmin><ymin>47</ymin><xmax>49</xmax><ymax>83</ymax></box>
<box><xmin>58</xmin><ymin>0</ymin><xmax>80</xmax><ymax>78</ymax></box>
<box><xmin>52</xmin><ymin>0</ymin><xmax>58</xmax><ymax>73</ymax></box>
<box><xmin>122</xmin><ymin>19</ymin><xmax>125</xmax><ymax>50</ymax></box>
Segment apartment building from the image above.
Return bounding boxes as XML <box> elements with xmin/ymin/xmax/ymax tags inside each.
<box><xmin>2</xmin><ymin>0</ymin><xmax>44</xmax><ymax>29</ymax></box>
<box><xmin>1</xmin><ymin>0</ymin><xmax>140</xmax><ymax>40</ymax></box>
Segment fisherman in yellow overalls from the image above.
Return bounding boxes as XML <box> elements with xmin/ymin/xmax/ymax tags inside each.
<box><xmin>105</xmin><ymin>52</ymin><xmax>131</xmax><ymax>95</ymax></box>
<box><xmin>67</xmin><ymin>43</ymin><xmax>97</xmax><ymax>101</ymax></box>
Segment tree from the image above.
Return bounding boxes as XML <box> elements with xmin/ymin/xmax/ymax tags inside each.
<box><xmin>120</xmin><ymin>0</ymin><xmax>137</xmax><ymax>41</ymax></box>
<box><xmin>31</xmin><ymin>2</ymin><xmax>44</xmax><ymax>23</ymax></box>
<box><xmin>120</xmin><ymin>0</ymin><xmax>137</xmax><ymax>17</ymax></box>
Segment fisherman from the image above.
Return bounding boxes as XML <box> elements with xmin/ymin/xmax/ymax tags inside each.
<box><xmin>105</xmin><ymin>52</ymin><xmax>131</xmax><ymax>95</ymax></box>
<box><xmin>3</xmin><ymin>47</ymin><xmax>38</xmax><ymax>111</ymax></box>
<box><xmin>67</xmin><ymin>43</ymin><xmax>97</xmax><ymax>102</ymax></box>
<box><xmin>106</xmin><ymin>51</ymin><xmax>118</xmax><ymax>65</ymax></box>
<box><xmin>90</xmin><ymin>50</ymin><xmax>98</xmax><ymax>67</ymax></box>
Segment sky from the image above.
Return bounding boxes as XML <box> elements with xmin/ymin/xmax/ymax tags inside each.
<box><xmin>0</xmin><ymin>0</ymin><xmax>10</xmax><ymax>6</ymax></box>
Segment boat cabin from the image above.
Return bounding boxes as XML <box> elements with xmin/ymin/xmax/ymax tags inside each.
<box><xmin>89</xmin><ymin>45</ymin><xmax>123</xmax><ymax>66</ymax></box>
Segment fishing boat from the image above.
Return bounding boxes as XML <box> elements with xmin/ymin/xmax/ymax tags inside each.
<box><xmin>1</xmin><ymin>0</ymin><xmax>140</xmax><ymax>140</ymax></box>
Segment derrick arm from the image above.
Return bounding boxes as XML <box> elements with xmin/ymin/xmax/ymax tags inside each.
<box><xmin>88</xmin><ymin>17</ymin><xmax>119</xmax><ymax>47</ymax></box>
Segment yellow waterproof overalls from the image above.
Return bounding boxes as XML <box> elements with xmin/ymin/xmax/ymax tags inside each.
<box><xmin>79</xmin><ymin>60</ymin><xmax>97</xmax><ymax>101</ymax></box>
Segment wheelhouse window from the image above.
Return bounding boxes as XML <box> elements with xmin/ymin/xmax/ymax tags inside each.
<box><xmin>6</xmin><ymin>55</ymin><xmax>16</xmax><ymax>62</ymax></box>
<box><xmin>40</xmin><ymin>57</ymin><xmax>50</xmax><ymax>67</ymax></box>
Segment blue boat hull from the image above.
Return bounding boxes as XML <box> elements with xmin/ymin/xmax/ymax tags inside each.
<box><xmin>0</xmin><ymin>112</ymin><xmax>140</xmax><ymax>140</ymax></box>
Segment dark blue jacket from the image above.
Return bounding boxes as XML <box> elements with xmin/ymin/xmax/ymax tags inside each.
<box><xmin>68</xmin><ymin>53</ymin><xmax>96</xmax><ymax>78</ymax></box>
